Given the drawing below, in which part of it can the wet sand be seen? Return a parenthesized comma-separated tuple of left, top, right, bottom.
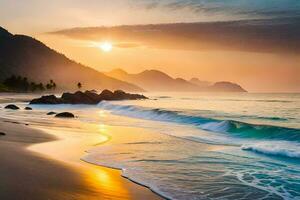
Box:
(0, 120, 162, 200)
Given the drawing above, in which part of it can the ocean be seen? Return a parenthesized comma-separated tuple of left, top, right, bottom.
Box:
(1, 92, 300, 200)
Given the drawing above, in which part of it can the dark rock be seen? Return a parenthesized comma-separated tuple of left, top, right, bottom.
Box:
(61, 91, 97, 104)
(25, 107, 32, 110)
(47, 111, 57, 115)
(99, 89, 115, 100)
(30, 90, 147, 105)
(29, 95, 63, 104)
(84, 90, 101, 102)
(113, 90, 147, 100)
(5, 104, 20, 110)
(113, 90, 127, 100)
(0, 132, 5, 136)
(55, 112, 75, 118)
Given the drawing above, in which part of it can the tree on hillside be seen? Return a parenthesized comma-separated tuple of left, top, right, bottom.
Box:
(2, 75, 56, 92)
(37, 83, 45, 91)
(52, 82, 57, 90)
(46, 79, 57, 90)
(30, 82, 38, 92)
(46, 83, 50, 90)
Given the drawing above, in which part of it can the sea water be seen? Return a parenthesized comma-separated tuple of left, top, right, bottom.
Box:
(1, 92, 300, 200)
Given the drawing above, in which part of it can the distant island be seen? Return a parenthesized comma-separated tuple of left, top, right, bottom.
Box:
(106, 69, 247, 92)
(207, 81, 247, 92)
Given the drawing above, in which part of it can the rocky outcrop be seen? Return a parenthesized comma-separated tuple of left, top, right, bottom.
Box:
(47, 112, 57, 115)
(55, 112, 75, 118)
(24, 107, 32, 110)
(0, 132, 6, 136)
(30, 95, 64, 104)
(30, 90, 147, 105)
(5, 104, 20, 110)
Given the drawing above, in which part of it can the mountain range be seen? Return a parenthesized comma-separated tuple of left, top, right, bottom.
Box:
(106, 69, 247, 92)
(0, 27, 142, 92)
(0, 26, 247, 93)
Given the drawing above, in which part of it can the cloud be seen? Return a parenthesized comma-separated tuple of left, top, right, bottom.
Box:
(50, 17, 300, 54)
(136, 0, 300, 18)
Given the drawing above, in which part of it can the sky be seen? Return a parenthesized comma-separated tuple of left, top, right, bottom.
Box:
(0, 0, 300, 92)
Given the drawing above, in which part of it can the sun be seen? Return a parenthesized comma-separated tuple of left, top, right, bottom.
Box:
(99, 42, 113, 52)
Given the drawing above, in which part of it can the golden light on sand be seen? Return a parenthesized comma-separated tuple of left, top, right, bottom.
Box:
(99, 110, 106, 117)
(99, 42, 113, 52)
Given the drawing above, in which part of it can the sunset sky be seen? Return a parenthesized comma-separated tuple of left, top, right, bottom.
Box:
(1, 0, 299, 92)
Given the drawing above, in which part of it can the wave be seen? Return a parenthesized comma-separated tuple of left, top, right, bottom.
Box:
(97, 101, 300, 142)
(242, 142, 300, 159)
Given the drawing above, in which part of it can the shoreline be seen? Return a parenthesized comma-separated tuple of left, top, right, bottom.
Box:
(29, 124, 171, 200)
(0, 119, 163, 200)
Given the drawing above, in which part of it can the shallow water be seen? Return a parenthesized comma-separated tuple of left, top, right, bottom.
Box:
(1, 92, 300, 200)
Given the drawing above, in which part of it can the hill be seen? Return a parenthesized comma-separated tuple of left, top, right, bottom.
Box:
(0, 27, 143, 92)
(106, 69, 247, 92)
(189, 78, 211, 88)
(208, 82, 247, 92)
(106, 69, 200, 92)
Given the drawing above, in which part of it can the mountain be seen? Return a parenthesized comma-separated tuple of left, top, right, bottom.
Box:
(207, 82, 247, 92)
(0, 27, 143, 92)
(106, 69, 200, 92)
(189, 78, 211, 88)
(106, 68, 247, 92)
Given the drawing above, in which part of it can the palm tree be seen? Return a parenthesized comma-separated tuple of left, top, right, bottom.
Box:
(52, 82, 57, 90)
(77, 82, 82, 90)
(38, 83, 45, 91)
(46, 83, 51, 90)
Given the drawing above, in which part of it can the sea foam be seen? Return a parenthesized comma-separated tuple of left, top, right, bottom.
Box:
(242, 141, 300, 159)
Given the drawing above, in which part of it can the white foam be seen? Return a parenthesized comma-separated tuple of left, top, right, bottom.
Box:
(242, 141, 300, 158)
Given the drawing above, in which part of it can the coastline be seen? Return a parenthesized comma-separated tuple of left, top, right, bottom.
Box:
(0, 119, 162, 200)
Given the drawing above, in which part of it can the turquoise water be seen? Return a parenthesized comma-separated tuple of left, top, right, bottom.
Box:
(1, 93, 300, 200)
(86, 93, 300, 200)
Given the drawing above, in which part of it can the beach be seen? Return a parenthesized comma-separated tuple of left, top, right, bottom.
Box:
(0, 92, 300, 200)
(0, 119, 162, 200)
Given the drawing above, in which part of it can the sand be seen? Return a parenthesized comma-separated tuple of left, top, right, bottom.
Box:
(0, 120, 162, 200)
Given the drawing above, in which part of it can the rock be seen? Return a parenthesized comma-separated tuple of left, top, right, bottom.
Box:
(113, 90, 127, 100)
(99, 89, 147, 101)
(47, 111, 57, 115)
(113, 90, 147, 100)
(29, 95, 63, 104)
(61, 91, 98, 104)
(55, 112, 75, 118)
(5, 104, 20, 110)
(99, 89, 115, 100)
(0, 132, 5, 136)
(84, 90, 101, 102)
(90, 89, 97, 93)
(30, 90, 147, 105)
(25, 107, 32, 110)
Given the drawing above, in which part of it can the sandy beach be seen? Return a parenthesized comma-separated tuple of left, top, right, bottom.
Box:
(0, 119, 162, 200)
